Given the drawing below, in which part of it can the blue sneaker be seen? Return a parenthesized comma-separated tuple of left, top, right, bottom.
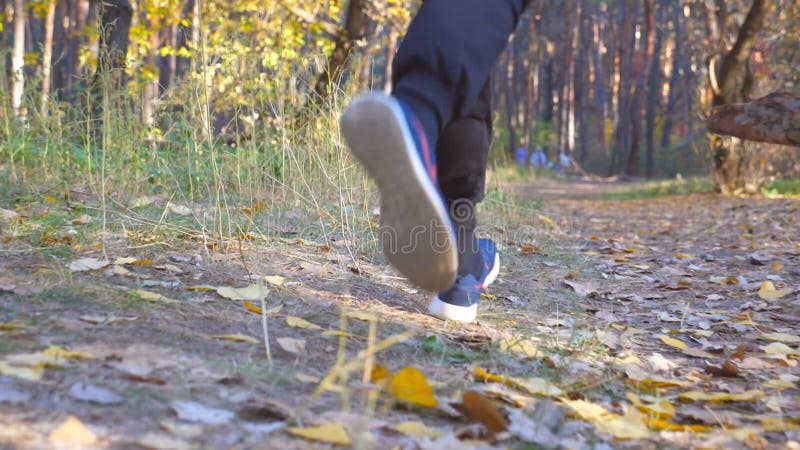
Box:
(340, 93, 457, 291)
(428, 238, 500, 323)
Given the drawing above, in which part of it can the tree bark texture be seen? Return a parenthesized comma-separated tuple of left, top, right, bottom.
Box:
(706, 93, 800, 147)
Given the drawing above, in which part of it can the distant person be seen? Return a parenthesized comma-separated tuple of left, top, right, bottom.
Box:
(530, 146, 547, 168)
(558, 152, 571, 172)
(515, 147, 528, 167)
(340, 0, 531, 323)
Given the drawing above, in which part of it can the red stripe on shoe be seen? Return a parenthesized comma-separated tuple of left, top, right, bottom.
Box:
(410, 114, 437, 182)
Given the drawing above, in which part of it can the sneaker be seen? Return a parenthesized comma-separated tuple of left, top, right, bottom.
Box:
(340, 93, 457, 291)
(428, 238, 500, 323)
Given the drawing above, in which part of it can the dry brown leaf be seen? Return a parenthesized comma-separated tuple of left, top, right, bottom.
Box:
(462, 390, 508, 433)
(276, 337, 306, 354)
(68, 257, 110, 272)
(213, 334, 260, 344)
(762, 332, 800, 344)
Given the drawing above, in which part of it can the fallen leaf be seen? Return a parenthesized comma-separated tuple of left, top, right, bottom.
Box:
(48, 416, 97, 447)
(5, 345, 92, 367)
(286, 316, 323, 331)
(369, 364, 392, 385)
(169, 204, 192, 216)
(762, 332, 800, 344)
(0, 361, 44, 381)
(263, 275, 286, 287)
(137, 432, 193, 450)
(170, 400, 234, 424)
(678, 389, 764, 403)
(762, 417, 800, 431)
(595, 415, 650, 440)
(216, 284, 269, 301)
(213, 334, 260, 344)
(462, 390, 508, 433)
(276, 337, 306, 354)
(0, 322, 25, 331)
(760, 342, 798, 358)
(68, 257, 110, 272)
(673, 252, 692, 260)
(508, 377, 563, 397)
(133, 289, 177, 303)
(387, 367, 437, 408)
(498, 336, 541, 359)
(392, 421, 441, 439)
(758, 281, 793, 299)
(627, 393, 674, 420)
(762, 378, 797, 389)
(242, 301, 281, 316)
(68, 382, 124, 404)
(561, 399, 616, 423)
(288, 422, 350, 446)
(659, 335, 688, 351)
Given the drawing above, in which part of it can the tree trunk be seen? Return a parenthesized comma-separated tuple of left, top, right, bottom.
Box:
(11, 0, 25, 117)
(591, 3, 606, 159)
(504, 47, 518, 153)
(611, 0, 635, 175)
(95, 0, 132, 90)
(644, 0, 665, 177)
(383, 26, 398, 92)
(708, 0, 767, 194)
(706, 93, 800, 147)
(660, 1, 684, 151)
(306, 0, 365, 108)
(40, 0, 57, 116)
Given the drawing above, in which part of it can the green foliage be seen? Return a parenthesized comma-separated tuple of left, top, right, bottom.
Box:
(762, 178, 800, 197)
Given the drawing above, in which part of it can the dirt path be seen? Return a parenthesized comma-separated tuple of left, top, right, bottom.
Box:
(1, 188, 798, 449)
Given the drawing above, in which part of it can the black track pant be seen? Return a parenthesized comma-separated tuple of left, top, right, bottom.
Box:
(391, 0, 532, 232)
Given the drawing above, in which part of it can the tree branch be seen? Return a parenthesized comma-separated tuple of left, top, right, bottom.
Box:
(706, 92, 800, 146)
(278, 1, 340, 37)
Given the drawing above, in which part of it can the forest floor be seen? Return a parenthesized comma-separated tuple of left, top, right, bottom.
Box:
(1, 179, 799, 449)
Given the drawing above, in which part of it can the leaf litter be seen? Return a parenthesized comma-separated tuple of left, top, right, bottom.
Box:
(1, 191, 798, 448)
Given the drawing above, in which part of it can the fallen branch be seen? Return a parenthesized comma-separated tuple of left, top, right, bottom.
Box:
(706, 92, 800, 146)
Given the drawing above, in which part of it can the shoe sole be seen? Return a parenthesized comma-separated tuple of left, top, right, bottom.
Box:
(428, 252, 500, 323)
(340, 93, 457, 291)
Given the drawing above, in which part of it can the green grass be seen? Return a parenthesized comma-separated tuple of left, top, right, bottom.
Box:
(599, 176, 713, 200)
(762, 178, 800, 197)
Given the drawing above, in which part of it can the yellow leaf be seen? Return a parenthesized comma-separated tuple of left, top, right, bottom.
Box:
(286, 316, 323, 331)
(659, 335, 688, 350)
(678, 389, 764, 403)
(760, 342, 798, 358)
(673, 252, 692, 260)
(387, 367, 437, 408)
(0, 322, 25, 331)
(594, 415, 651, 440)
(614, 255, 630, 262)
(213, 334, 259, 344)
(243, 300, 263, 314)
(762, 379, 797, 390)
(288, 422, 350, 446)
(538, 215, 557, 228)
(42, 346, 91, 360)
(561, 399, 617, 422)
(762, 417, 800, 431)
(762, 332, 800, 344)
(133, 289, 177, 303)
(263, 275, 285, 287)
(49, 416, 97, 447)
(508, 376, 563, 397)
(276, 337, 306, 354)
(216, 284, 268, 301)
(642, 417, 711, 432)
(758, 281, 793, 299)
(625, 377, 693, 393)
(498, 336, 540, 359)
(772, 261, 784, 272)
(43, 195, 58, 203)
(474, 367, 510, 385)
(393, 421, 441, 439)
(0, 361, 44, 381)
(627, 393, 675, 420)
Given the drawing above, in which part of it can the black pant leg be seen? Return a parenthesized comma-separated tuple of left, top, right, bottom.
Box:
(391, 0, 530, 146)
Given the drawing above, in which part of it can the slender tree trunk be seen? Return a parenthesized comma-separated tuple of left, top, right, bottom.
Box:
(612, 0, 635, 175)
(383, 26, 398, 92)
(645, 0, 665, 177)
(591, 3, 606, 158)
(11, 0, 26, 117)
(661, 1, 683, 151)
(306, 0, 365, 108)
(504, 46, 518, 153)
(40, 0, 57, 116)
(708, 0, 767, 194)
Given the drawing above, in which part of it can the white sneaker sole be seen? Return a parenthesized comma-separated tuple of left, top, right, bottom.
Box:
(341, 93, 457, 291)
(428, 252, 500, 323)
